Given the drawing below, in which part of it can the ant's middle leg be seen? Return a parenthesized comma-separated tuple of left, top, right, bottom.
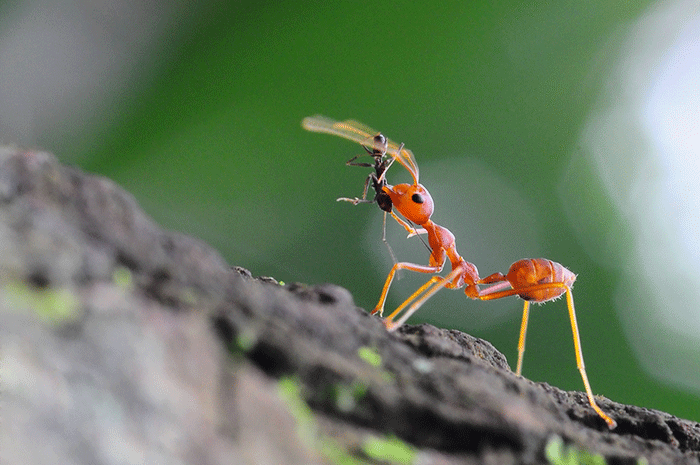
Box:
(383, 265, 467, 330)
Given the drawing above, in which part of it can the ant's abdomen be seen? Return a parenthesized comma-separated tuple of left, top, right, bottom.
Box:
(507, 258, 576, 302)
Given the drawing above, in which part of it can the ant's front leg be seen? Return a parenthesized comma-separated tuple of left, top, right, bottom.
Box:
(389, 211, 427, 238)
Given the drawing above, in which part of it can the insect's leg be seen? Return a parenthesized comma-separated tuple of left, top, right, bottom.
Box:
(474, 273, 512, 297)
(345, 157, 374, 168)
(337, 173, 374, 204)
(372, 261, 443, 317)
(474, 282, 567, 301)
(564, 288, 617, 429)
(345, 141, 377, 167)
(384, 265, 464, 331)
(360, 173, 373, 200)
(382, 212, 398, 266)
(516, 301, 530, 376)
(389, 211, 426, 237)
(478, 272, 507, 285)
(384, 276, 444, 330)
(476, 282, 616, 427)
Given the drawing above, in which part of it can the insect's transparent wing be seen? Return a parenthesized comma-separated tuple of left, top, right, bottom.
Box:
(302, 114, 420, 182)
(302, 115, 379, 146)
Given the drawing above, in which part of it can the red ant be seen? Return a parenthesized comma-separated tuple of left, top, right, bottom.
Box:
(302, 116, 616, 429)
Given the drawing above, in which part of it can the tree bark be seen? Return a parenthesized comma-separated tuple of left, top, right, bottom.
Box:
(1, 147, 698, 465)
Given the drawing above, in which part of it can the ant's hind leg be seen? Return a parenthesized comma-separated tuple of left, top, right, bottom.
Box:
(564, 289, 617, 429)
(516, 301, 530, 376)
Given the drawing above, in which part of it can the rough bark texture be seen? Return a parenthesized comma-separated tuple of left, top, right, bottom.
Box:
(1, 147, 699, 465)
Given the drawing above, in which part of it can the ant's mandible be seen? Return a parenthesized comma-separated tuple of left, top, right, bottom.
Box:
(302, 115, 616, 429)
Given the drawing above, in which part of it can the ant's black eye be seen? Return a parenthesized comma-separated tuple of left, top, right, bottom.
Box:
(411, 193, 424, 204)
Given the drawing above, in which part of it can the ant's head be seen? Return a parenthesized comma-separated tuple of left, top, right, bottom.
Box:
(383, 183, 434, 225)
(371, 134, 388, 157)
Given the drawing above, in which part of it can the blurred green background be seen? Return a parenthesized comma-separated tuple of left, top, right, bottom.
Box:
(3, 1, 700, 423)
